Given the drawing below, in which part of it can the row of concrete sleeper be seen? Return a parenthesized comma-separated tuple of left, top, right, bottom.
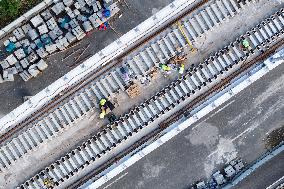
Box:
(15, 9, 284, 188)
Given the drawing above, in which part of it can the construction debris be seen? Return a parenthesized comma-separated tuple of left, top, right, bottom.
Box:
(126, 82, 141, 98)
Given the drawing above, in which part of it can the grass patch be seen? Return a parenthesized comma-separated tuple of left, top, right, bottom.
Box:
(265, 125, 284, 149)
(0, 0, 42, 29)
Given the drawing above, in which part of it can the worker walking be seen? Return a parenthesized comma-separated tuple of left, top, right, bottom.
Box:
(99, 98, 107, 119)
(178, 64, 185, 74)
(99, 22, 108, 30)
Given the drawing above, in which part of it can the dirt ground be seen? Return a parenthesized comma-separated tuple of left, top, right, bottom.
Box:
(265, 125, 284, 149)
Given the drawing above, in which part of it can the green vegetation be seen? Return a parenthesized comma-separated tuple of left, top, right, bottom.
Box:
(265, 125, 284, 149)
(0, 0, 41, 28)
(0, 0, 21, 20)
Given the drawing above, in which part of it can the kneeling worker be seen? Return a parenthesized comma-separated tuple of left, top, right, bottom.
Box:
(99, 98, 115, 119)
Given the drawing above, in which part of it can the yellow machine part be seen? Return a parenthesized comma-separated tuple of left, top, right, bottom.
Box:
(176, 21, 196, 52)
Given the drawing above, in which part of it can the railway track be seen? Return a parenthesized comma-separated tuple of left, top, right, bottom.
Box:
(70, 39, 284, 189)
(0, 0, 207, 141)
(16, 8, 284, 189)
(0, 0, 255, 171)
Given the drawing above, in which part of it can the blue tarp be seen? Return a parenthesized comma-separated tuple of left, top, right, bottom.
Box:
(41, 36, 52, 45)
(6, 42, 16, 52)
(60, 16, 71, 28)
(103, 8, 111, 17)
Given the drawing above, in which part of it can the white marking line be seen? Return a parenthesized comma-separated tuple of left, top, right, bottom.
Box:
(103, 172, 128, 189)
(231, 127, 253, 142)
(192, 100, 235, 130)
(266, 175, 284, 189)
(208, 150, 217, 158)
(210, 100, 235, 117)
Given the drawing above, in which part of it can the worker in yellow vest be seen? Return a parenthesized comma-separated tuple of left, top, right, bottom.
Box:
(159, 63, 172, 72)
(99, 98, 116, 119)
(178, 64, 185, 74)
(99, 98, 107, 119)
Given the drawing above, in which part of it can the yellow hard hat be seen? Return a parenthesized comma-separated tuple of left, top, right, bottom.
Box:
(100, 98, 107, 106)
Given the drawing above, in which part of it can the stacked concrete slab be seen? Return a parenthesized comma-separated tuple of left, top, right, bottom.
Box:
(0, 0, 120, 83)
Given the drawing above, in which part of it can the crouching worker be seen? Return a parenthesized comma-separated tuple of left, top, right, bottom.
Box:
(99, 98, 115, 119)
(178, 64, 185, 74)
(241, 39, 252, 51)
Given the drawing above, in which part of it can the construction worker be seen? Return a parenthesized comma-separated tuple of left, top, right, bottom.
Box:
(99, 22, 108, 31)
(99, 98, 107, 119)
(241, 39, 251, 50)
(159, 63, 172, 72)
(178, 64, 185, 74)
(43, 178, 54, 188)
(99, 98, 115, 119)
